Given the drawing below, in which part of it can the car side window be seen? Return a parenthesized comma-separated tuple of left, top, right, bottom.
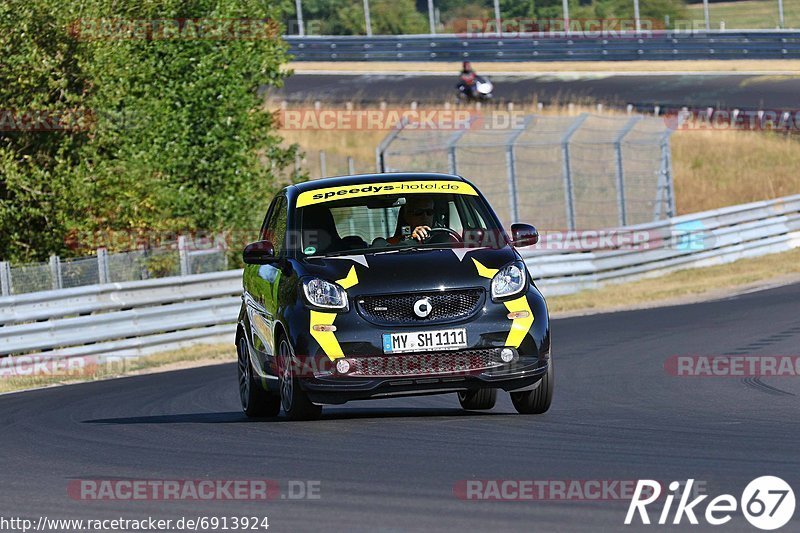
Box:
(262, 197, 288, 255)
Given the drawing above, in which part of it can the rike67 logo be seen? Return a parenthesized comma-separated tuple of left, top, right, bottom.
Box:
(626, 477, 795, 530)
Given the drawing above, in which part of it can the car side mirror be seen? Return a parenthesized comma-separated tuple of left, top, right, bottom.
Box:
(243, 240, 275, 265)
(510, 224, 539, 247)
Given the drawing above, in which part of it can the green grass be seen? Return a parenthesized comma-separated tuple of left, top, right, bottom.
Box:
(686, 0, 800, 29)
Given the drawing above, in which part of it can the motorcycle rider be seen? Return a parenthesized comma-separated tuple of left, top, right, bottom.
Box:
(458, 61, 479, 100)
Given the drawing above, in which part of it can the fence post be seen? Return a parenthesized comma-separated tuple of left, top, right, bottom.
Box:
(97, 247, 110, 284)
(505, 116, 534, 225)
(661, 132, 676, 218)
(50, 255, 62, 290)
(0, 261, 10, 296)
(560, 113, 589, 231)
(319, 150, 327, 178)
(178, 235, 190, 276)
(375, 116, 409, 172)
(295, 0, 305, 36)
(363, 0, 373, 36)
(613, 116, 642, 227)
(445, 127, 470, 175)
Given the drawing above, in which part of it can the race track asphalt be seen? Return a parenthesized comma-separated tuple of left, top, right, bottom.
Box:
(272, 74, 800, 110)
(2, 281, 799, 532)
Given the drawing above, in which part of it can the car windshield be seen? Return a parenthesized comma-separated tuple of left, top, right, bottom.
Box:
(296, 181, 505, 257)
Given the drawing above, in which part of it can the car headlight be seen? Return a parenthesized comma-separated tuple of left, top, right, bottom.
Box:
(491, 261, 527, 300)
(302, 278, 348, 309)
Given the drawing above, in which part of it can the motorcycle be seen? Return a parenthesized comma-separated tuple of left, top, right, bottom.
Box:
(457, 75, 493, 102)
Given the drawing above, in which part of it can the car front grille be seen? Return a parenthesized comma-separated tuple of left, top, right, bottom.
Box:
(357, 289, 484, 325)
(346, 348, 502, 377)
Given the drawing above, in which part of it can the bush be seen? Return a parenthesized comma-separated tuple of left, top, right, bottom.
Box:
(0, 0, 298, 262)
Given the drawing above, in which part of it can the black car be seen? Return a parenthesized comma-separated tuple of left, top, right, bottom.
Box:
(237, 173, 551, 420)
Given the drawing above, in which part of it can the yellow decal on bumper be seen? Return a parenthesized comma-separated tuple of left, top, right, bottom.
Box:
(309, 310, 344, 360)
(503, 295, 534, 348)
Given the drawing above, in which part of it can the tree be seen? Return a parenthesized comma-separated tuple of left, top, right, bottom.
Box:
(0, 0, 298, 261)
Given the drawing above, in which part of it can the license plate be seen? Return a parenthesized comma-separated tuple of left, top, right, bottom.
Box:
(382, 328, 467, 354)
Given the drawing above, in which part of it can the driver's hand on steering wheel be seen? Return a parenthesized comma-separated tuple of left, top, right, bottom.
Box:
(410, 225, 431, 242)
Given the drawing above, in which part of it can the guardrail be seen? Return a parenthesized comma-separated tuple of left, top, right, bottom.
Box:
(286, 32, 800, 61)
(522, 194, 800, 295)
(2, 194, 799, 366)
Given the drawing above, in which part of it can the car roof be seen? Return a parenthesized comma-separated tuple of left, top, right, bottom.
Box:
(288, 172, 466, 194)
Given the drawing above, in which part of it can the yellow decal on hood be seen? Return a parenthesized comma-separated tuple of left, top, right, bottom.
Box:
(296, 180, 477, 207)
(336, 266, 359, 289)
(472, 258, 498, 279)
(309, 310, 344, 360)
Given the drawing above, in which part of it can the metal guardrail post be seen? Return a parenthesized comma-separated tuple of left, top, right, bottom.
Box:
(613, 116, 643, 227)
(560, 113, 589, 231)
(50, 255, 62, 290)
(97, 248, 110, 284)
(0, 261, 10, 296)
(505, 115, 534, 225)
(319, 150, 327, 178)
(178, 236, 190, 276)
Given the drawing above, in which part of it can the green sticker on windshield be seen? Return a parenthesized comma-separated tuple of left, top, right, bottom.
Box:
(304, 246, 316, 255)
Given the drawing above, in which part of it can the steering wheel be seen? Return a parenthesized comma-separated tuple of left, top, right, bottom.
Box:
(425, 227, 462, 244)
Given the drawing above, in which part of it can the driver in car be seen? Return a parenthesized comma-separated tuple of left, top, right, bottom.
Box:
(388, 195, 436, 244)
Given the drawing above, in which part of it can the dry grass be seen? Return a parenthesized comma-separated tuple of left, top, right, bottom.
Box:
(0, 344, 234, 394)
(547, 246, 800, 315)
(686, 0, 800, 30)
(275, 101, 800, 213)
(289, 60, 800, 74)
(672, 130, 800, 213)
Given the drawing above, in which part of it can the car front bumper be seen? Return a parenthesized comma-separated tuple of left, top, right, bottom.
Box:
(301, 358, 549, 404)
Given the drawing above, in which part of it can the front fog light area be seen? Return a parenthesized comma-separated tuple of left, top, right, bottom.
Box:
(500, 348, 515, 363)
(336, 359, 351, 374)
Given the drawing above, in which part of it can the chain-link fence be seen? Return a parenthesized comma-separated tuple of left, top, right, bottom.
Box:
(0, 236, 228, 296)
(286, 0, 800, 35)
(295, 150, 370, 179)
(378, 112, 674, 230)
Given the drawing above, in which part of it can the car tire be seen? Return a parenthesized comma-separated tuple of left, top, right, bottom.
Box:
(237, 336, 280, 418)
(277, 337, 322, 421)
(510, 359, 553, 415)
(457, 388, 497, 410)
